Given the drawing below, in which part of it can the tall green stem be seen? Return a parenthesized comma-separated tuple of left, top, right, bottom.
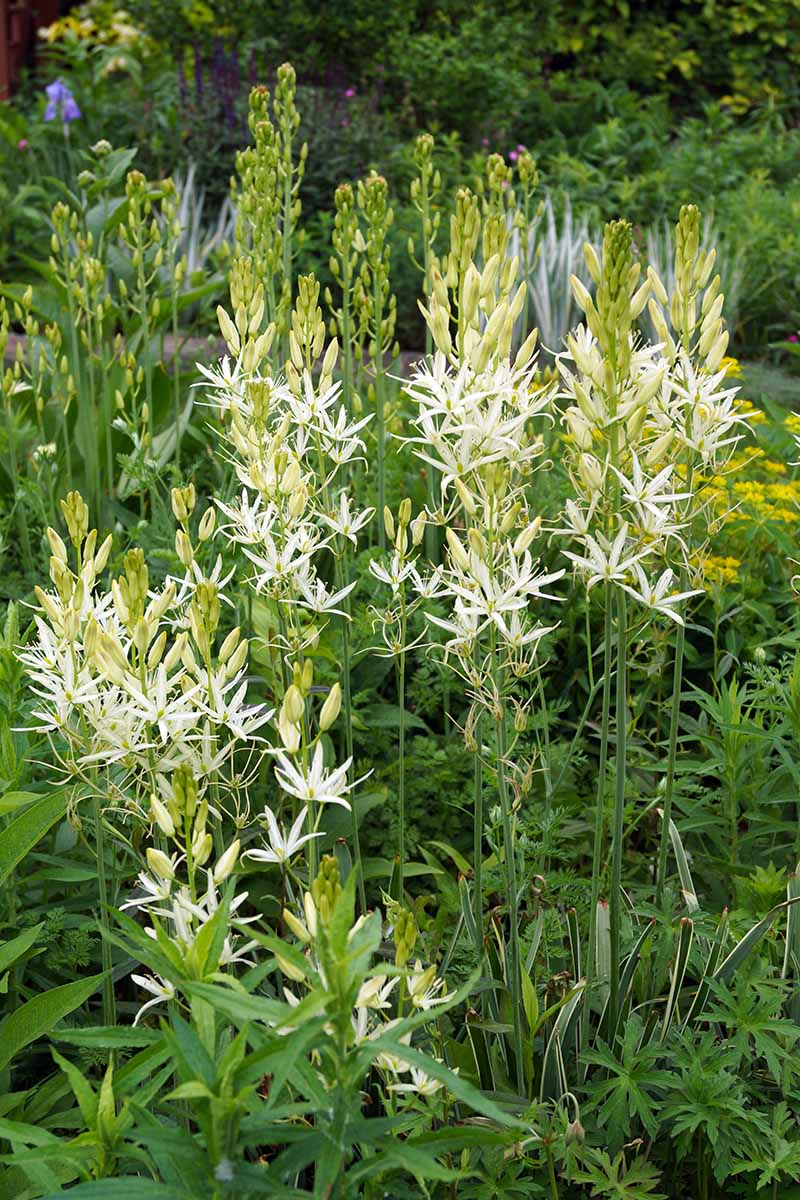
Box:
(583, 589, 613, 1058)
(396, 642, 406, 895)
(655, 616, 686, 906)
(92, 792, 116, 1026)
(609, 589, 627, 1027)
(374, 269, 386, 550)
(172, 272, 182, 471)
(472, 703, 484, 954)
(338, 549, 366, 912)
(495, 670, 525, 1094)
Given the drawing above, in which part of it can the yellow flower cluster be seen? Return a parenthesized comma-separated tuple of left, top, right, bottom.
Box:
(693, 552, 742, 586)
(40, 5, 142, 48)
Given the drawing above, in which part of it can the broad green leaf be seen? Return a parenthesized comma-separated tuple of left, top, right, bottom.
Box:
(0, 791, 41, 816)
(51, 1048, 97, 1130)
(0, 792, 68, 886)
(0, 973, 104, 1072)
(0, 925, 43, 975)
(43, 1182, 183, 1199)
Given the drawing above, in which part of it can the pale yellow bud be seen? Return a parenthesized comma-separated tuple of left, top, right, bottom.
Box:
(47, 527, 68, 563)
(565, 407, 593, 451)
(280, 459, 301, 494)
(454, 477, 477, 516)
(445, 528, 469, 571)
(150, 794, 175, 837)
(274, 948, 306, 981)
(319, 682, 342, 731)
(94, 534, 113, 574)
(645, 429, 674, 467)
(646, 266, 668, 307)
(411, 512, 426, 547)
(217, 305, 240, 354)
(213, 839, 240, 884)
(513, 517, 541, 555)
(146, 848, 174, 881)
(467, 528, 486, 560)
(578, 454, 604, 493)
(569, 274, 594, 316)
(175, 530, 193, 568)
(278, 710, 301, 753)
(193, 832, 213, 867)
(226, 639, 248, 678)
(198, 507, 216, 541)
(383, 506, 395, 543)
(164, 631, 188, 672)
(283, 907, 311, 945)
(147, 630, 167, 670)
(219, 627, 241, 663)
(584, 242, 601, 285)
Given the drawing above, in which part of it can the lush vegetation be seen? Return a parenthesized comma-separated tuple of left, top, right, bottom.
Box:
(2, 5, 800, 1198)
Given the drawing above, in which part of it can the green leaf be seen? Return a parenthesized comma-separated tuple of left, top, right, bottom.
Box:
(0, 925, 43, 975)
(0, 792, 68, 886)
(0, 972, 105, 1072)
(43, 1182, 183, 1199)
(51, 1026, 159, 1049)
(51, 1048, 98, 1129)
(364, 1034, 524, 1128)
(715, 896, 800, 984)
(0, 791, 41, 816)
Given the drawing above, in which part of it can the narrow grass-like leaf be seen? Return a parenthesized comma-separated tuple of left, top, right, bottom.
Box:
(661, 917, 694, 1041)
(714, 896, 800, 984)
(683, 908, 729, 1029)
(656, 808, 699, 913)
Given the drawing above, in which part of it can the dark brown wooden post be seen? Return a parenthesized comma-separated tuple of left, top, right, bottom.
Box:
(0, 0, 11, 101)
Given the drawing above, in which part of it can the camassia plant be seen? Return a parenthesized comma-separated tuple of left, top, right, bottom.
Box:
(7, 74, 800, 1200)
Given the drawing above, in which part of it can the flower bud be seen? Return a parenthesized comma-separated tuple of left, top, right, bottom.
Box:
(454, 477, 476, 516)
(198, 507, 216, 541)
(146, 848, 174, 881)
(445, 528, 469, 572)
(282, 684, 304, 725)
(213, 839, 240, 884)
(150, 794, 175, 837)
(319, 682, 342, 731)
(513, 518, 541, 555)
(283, 907, 312, 944)
(47, 527, 68, 564)
(278, 709, 301, 753)
(192, 831, 213, 866)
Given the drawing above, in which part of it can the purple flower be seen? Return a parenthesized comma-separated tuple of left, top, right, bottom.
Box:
(344, 87, 356, 99)
(509, 149, 518, 162)
(44, 78, 81, 123)
(789, 334, 799, 343)
(17, 138, 28, 150)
